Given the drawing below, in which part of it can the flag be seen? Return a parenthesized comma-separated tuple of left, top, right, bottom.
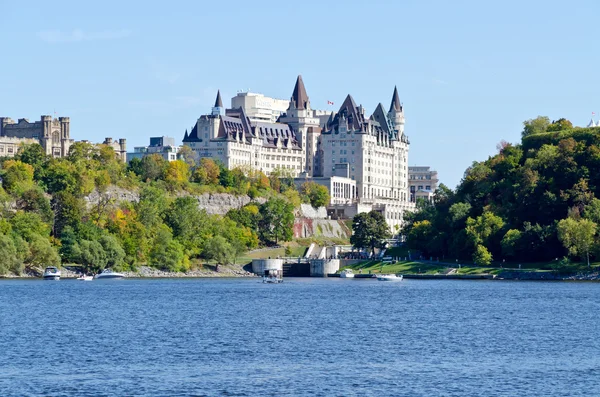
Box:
(327, 101, 334, 105)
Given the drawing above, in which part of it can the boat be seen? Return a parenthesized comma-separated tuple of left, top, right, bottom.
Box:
(340, 269, 355, 278)
(77, 275, 93, 281)
(94, 268, 125, 279)
(43, 266, 61, 280)
(377, 274, 403, 281)
(263, 268, 283, 284)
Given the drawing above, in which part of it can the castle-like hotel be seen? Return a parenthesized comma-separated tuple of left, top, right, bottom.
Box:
(183, 76, 416, 229)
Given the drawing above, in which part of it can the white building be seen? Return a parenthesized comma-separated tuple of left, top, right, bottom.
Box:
(408, 166, 439, 202)
(183, 76, 416, 231)
(230, 91, 290, 123)
(183, 92, 304, 175)
(587, 118, 600, 127)
(127, 136, 180, 163)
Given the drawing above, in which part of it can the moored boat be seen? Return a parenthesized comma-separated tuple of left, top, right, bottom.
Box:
(263, 268, 283, 283)
(377, 274, 403, 281)
(43, 267, 61, 280)
(94, 268, 125, 279)
(77, 275, 93, 281)
(340, 269, 355, 278)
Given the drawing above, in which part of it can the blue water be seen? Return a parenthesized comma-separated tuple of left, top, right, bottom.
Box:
(1, 278, 600, 396)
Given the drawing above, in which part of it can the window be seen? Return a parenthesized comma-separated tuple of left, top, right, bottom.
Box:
(426, 186, 431, 190)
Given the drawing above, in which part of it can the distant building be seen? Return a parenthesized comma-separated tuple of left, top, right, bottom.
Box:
(230, 91, 290, 123)
(101, 138, 127, 162)
(0, 115, 73, 157)
(408, 166, 439, 202)
(587, 118, 600, 127)
(127, 136, 180, 163)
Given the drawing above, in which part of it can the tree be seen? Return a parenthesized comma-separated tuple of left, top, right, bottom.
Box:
(0, 234, 23, 275)
(99, 234, 125, 269)
(27, 235, 60, 268)
(11, 211, 50, 241)
(501, 229, 521, 259)
(473, 245, 492, 266)
(350, 211, 391, 256)
(300, 181, 330, 208)
(193, 158, 220, 185)
(522, 116, 550, 137)
(164, 196, 209, 256)
(258, 198, 294, 244)
(16, 187, 53, 223)
(78, 240, 107, 272)
(1, 160, 34, 193)
(465, 211, 504, 247)
(16, 143, 47, 176)
(140, 154, 169, 181)
(547, 118, 573, 132)
(203, 235, 235, 272)
(177, 145, 197, 168)
(148, 226, 186, 271)
(557, 217, 596, 267)
(164, 160, 189, 190)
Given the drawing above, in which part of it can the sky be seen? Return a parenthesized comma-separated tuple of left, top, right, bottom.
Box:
(0, 0, 599, 188)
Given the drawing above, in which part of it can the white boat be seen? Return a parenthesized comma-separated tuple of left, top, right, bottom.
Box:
(94, 268, 125, 279)
(340, 269, 355, 278)
(263, 268, 283, 284)
(43, 266, 61, 280)
(77, 275, 93, 281)
(377, 274, 403, 281)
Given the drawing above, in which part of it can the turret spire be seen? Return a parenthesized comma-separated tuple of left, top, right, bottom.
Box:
(389, 86, 402, 113)
(214, 90, 223, 108)
(291, 75, 309, 110)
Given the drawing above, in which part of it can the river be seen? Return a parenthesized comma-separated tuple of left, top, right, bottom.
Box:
(1, 277, 599, 396)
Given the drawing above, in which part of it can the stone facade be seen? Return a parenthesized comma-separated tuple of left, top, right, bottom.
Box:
(102, 137, 127, 162)
(0, 116, 73, 157)
(408, 166, 439, 202)
(183, 94, 305, 176)
(183, 76, 417, 230)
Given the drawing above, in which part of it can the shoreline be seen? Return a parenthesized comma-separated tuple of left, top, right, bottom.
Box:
(1, 265, 256, 279)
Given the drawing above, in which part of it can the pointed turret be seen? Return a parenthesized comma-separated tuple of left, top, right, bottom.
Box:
(214, 90, 223, 108)
(389, 86, 402, 113)
(212, 90, 224, 116)
(183, 129, 189, 141)
(291, 75, 309, 110)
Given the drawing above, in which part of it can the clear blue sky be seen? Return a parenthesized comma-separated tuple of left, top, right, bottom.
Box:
(1, 0, 598, 188)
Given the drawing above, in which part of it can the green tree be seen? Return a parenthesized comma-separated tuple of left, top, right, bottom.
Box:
(140, 154, 169, 181)
(258, 198, 294, 244)
(99, 234, 126, 269)
(27, 235, 60, 268)
(16, 187, 53, 223)
(547, 118, 574, 132)
(501, 229, 522, 259)
(522, 116, 550, 137)
(78, 240, 107, 272)
(300, 181, 330, 208)
(203, 235, 235, 272)
(164, 196, 209, 256)
(148, 226, 186, 271)
(350, 211, 391, 256)
(557, 217, 596, 267)
(1, 160, 34, 193)
(11, 211, 50, 241)
(473, 244, 493, 266)
(0, 234, 22, 275)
